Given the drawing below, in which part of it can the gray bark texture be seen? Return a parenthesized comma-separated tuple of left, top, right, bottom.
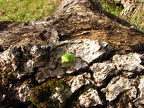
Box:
(0, 0, 144, 108)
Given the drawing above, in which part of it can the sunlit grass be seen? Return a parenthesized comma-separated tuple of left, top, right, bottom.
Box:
(100, 0, 123, 16)
(101, 0, 144, 31)
(0, 0, 61, 22)
(129, 4, 144, 31)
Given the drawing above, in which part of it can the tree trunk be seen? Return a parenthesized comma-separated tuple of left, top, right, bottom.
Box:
(0, 0, 144, 107)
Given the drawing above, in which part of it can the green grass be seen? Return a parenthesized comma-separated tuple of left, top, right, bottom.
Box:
(100, 0, 123, 17)
(0, 0, 60, 22)
(101, 0, 144, 31)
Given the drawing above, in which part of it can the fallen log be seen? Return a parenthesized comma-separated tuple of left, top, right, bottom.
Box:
(0, 0, 144, 107)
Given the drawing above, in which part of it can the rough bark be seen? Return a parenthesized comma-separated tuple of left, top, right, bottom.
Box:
(0, 0, 144, 108)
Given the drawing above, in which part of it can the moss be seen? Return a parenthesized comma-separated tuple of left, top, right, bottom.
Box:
(30, 79, 69, 108)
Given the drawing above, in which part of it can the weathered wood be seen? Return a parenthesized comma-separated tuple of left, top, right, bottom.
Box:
(0, 0, 144, 107)
(0, 0, 144, 53)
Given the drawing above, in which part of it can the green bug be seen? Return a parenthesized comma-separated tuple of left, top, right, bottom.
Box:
(61, 53, 76, 63)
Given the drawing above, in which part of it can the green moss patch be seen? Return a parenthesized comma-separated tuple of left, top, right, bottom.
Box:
(30, 79, 71, 108)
